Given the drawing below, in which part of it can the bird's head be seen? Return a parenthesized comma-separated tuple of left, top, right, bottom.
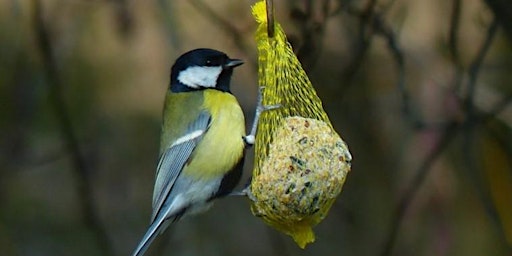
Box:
(170, 48, 244, 93)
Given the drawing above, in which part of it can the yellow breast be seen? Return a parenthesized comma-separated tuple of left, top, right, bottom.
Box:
(183, 89, 246, 179)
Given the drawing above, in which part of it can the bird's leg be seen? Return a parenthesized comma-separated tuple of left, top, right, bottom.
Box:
(243, 86, 280, 146)
(241, 185, 257, 201)
(228, 176, 257, 201)
(234, 86, 280, 199)
(228, 189, 256, 201)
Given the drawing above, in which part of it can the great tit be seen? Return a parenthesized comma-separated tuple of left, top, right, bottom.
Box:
(132, 48, 247, 256)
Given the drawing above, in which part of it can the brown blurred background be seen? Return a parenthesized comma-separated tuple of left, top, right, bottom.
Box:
(1, 0, 512, 255)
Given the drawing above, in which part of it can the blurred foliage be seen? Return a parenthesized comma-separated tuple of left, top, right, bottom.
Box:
(0, 0, 512, 256)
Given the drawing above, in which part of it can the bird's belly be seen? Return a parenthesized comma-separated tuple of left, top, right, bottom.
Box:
(183, 91, 245, 180)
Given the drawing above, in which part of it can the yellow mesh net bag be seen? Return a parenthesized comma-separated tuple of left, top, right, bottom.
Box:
(249, 1, 352, 249)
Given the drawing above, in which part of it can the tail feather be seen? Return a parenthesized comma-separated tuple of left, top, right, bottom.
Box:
(132, 215, 169, 256)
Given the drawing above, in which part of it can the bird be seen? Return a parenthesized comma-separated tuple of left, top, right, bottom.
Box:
(132, 48, 249, 256)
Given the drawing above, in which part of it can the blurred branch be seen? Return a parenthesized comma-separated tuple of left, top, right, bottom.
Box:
(156, 0, 183, 50)
(352, 3, 444, 130)
(486, 118, 512, 175)
(460, 16, 512, 250)
(483, 0, 512, 40)
(266, 0, 274, 38)
(380, 122, 459, 256)
(24, 149, 67, 168)
(449, 0, 464, 92)
(462, 121, 512, 252)
(32, 1, 113, 255)
(481, 94, 512, 121)
(289, 0, 332, 70)
(465, 18, 499, 112)
(370, 13, 409, 125)
(448, 0, 461, 64)
(112, 0, 134, 38)
(381, 9, 501, 256)
(340, 0, 379, 86)
(189, 0, 254, 63)
(379, 77, 511, 256)
(342, 0, 461, 130)
(374, 8, 456, 131)
(343, 1, 450, 129)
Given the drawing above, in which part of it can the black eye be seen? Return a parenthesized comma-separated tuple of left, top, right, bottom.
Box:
(205, 60, 213, 66)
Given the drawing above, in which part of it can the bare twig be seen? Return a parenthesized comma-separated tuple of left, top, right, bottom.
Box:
(461, 16, 511, 250)
(189, 0, 253, 62)
(371, 15, 408, 123)
(339, 0, 380, 92)
(462, 121, 512, 252)
(266, 0, 274, 38)
(344, 2, 447, 129)
(448, 0, 462, 65)
(481, 94, 512, 121)
(381, 14, 502, 256)
(448, 0, 465, 93)
(380, 122, 460, 256)
(112, 0, 134, 37)
(465, 18, 499, 111)
(32, 1, 113, 255)
(367, 10, 442, 130)
(484, 0, 512, 39)
(486, 117, 512, 178)
(292, 0, 333, 70)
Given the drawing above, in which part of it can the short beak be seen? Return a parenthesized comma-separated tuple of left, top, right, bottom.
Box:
(224, 59, 244, 69)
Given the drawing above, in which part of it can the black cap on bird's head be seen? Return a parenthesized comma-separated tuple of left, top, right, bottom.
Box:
(170, 48, 244, 93)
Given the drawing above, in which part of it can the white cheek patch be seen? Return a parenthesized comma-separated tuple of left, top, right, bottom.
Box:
(177, 66, 223, 89)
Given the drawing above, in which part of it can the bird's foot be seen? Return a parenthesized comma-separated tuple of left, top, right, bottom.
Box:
(244, 86, 281, 147)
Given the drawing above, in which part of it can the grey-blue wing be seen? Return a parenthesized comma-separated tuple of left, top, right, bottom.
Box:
(150, 111, 211, 223)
